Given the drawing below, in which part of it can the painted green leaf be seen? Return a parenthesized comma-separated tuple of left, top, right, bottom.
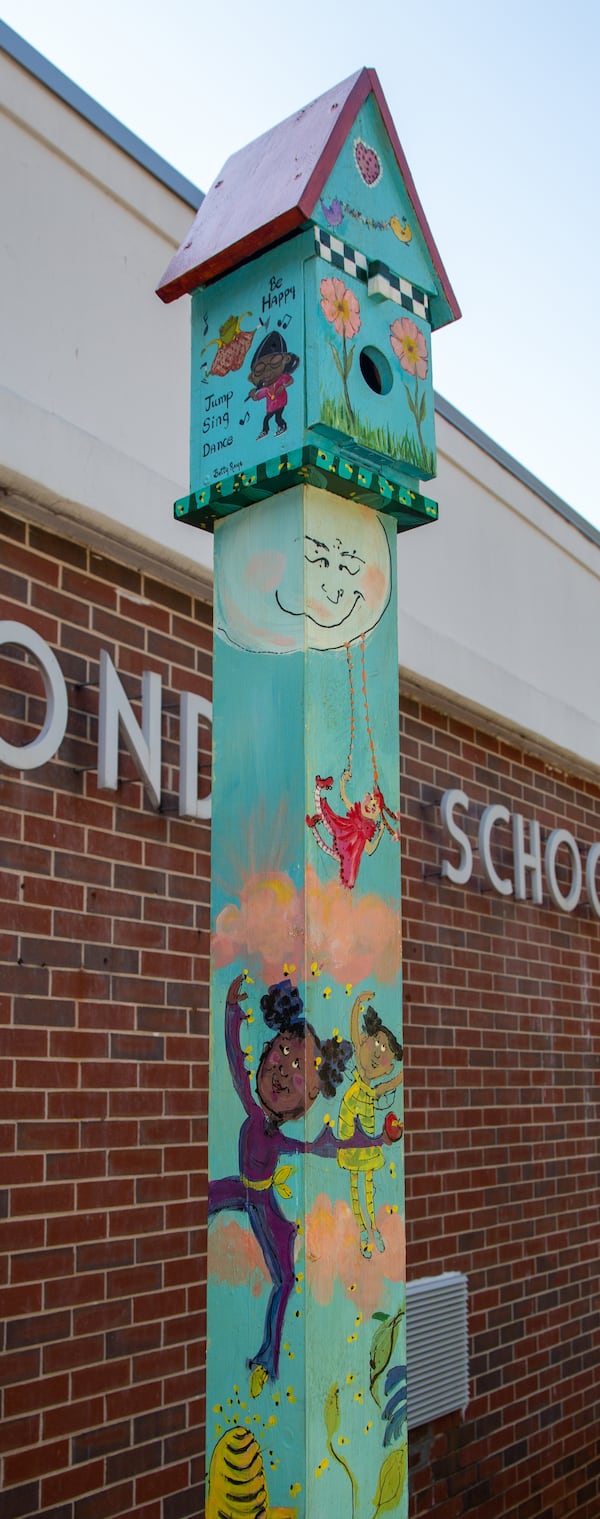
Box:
(403, 384, 417, 418)
(328, 338, 345, 383)
(372, 1444, 407, 1516)
(324, 1383, 341, 1439)
(346, 344, 355, 375)
(419, 393, 427, 424)
(324, 1382, 359, 1519)
(369, 1305, 405, 1408)
(319, 395, 435, 477)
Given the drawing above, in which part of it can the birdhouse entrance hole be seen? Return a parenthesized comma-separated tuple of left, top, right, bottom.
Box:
(359, 345, 393, 397)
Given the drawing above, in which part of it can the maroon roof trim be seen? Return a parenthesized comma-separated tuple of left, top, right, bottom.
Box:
(158, 208, 303, 303)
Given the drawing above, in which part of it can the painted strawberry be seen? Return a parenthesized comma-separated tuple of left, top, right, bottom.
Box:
(202, 313, 256, 376)
(209, 329, 254, 376)
(354, 138, 382, 187)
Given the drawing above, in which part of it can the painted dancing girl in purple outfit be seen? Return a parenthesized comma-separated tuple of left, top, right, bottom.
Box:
(209, 972, 387, 1396)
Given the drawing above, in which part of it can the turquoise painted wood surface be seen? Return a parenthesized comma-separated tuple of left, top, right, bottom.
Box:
(158, 66, 460, 1519)
(314, 94, 438, 295)
(304, 251, 436, 478)
(191, 229, 435, 501)
(190, 236, 310, 494)
(206, 486, 407, 1519)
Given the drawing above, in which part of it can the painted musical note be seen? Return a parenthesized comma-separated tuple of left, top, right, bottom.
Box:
(239, 411, 250, 426)
(278, 313, 291, 331)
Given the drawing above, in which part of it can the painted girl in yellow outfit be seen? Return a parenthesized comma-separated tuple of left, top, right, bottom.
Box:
(338, 990, 403, 1258)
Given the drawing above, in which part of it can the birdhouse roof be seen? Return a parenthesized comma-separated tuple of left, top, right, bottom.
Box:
(156, 68, 460, 328)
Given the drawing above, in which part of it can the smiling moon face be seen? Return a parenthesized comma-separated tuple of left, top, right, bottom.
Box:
(216, 487, 391, 653)
(277, 491, 391, 650)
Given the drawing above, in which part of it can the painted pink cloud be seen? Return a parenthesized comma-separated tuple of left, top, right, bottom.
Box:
(304, 1192, 405, 1318)
(213, 865, 401, 986)
(208, 1217, 269, 1298)
(207, 1193, 405, 1321)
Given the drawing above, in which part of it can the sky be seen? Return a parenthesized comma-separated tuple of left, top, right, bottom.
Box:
(2, 0, 599, 528)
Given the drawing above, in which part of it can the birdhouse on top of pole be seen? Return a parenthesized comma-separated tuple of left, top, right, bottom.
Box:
(157, 68, 460, 533)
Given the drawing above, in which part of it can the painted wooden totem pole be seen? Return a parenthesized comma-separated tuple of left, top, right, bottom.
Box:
(158, 68, 459, 1519)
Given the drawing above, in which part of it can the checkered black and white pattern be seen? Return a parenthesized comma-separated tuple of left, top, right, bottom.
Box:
(368, 264, 430, 321)
(314, 229, 430, 321)
(314, 227, 368, 283)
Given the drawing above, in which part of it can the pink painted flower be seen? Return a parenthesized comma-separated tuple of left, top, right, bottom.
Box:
(390, 316, 428, 379)
(320, 276, 361, 339)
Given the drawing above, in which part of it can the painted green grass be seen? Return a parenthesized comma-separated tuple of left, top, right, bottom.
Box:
(320, 394, 435, 478)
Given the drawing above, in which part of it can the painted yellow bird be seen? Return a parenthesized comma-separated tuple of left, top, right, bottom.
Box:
(390, 214, 412, 244)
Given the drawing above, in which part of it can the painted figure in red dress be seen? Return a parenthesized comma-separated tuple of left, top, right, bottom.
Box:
(306, 770, 387, 888)
(246, 331, 300, 440)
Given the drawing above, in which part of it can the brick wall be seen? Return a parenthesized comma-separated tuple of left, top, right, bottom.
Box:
(1, 509, 599, 1518)
(402, 696, 600, 1519)
(0, 508, 211, 1519)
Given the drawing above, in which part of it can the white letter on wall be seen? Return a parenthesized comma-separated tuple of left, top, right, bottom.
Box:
(545, 829, 582, 913)
(513, 814, 543, 904)
(585, 843, 600, 918)
(179, 692, 212, 819)
(98, 650, 162, 808)
(0, 620, 68, 770)
(440, 789, 473, 885)
(479, 804, 513, 897)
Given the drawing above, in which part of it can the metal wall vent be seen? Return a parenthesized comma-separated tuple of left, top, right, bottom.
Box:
(406, 1271, 469, 1429)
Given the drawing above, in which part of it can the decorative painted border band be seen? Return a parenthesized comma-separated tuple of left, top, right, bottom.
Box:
(175, 446, 438, 534)
(368, 261, 430, 320)
(313, 229, 431, 320)
(314, 228, 369, 283)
